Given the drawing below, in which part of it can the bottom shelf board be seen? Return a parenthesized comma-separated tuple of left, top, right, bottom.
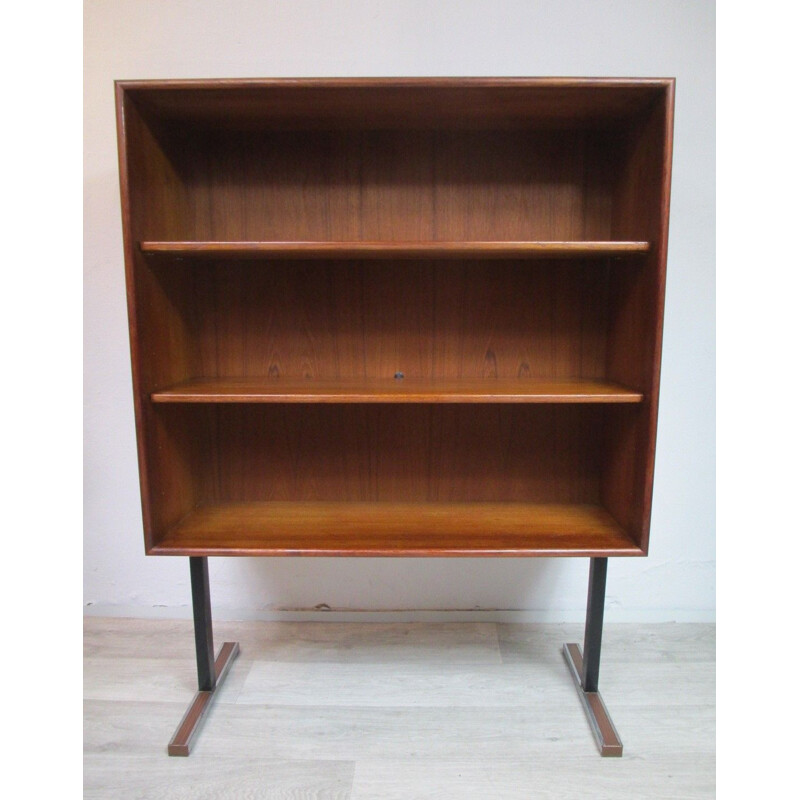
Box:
(149, 502, 642, 557)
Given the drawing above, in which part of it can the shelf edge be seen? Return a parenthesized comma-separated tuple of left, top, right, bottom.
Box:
(140, 240, 651, 260)
(150, 380, 644, 405)
(148, 544, 646, 558)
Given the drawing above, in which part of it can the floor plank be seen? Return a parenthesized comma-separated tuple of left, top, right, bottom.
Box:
(220, 621, 502, 664)
(84, 619, 502, 663)
(83, 656, 252, 704)
(236, 659, 713, 708)
(350, 756, 715, 800)
(83, 754, 354, 800)
(497, 622, 716, 664)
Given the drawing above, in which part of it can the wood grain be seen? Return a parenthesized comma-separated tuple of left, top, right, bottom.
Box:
(121, 77, 671, 131)
(602, 80, 675, 553)
(169, 128, 625, 241)
(116, 87, 200, 551)
(154, 404, 612, 507)
(154, 259, 613, 383)
(84, 618, 502, 664)
(236, 659, 578, 708)
(141, 241, 650, 258)
(150, 502, 642, 557)
(151, 377, 643, 404)
(85, 750, 353, 800)
(496, 622, 716, 664)
(350, 757, 713, 800)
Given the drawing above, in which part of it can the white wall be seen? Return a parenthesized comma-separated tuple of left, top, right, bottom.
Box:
(84, 0, 715, 622)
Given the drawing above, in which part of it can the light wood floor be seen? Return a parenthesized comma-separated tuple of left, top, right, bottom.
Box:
(84, 618, 715, 799)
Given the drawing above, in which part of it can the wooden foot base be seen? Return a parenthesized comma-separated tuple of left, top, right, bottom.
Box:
(167, 641, 240, 756)
(562, 643, 623, 757)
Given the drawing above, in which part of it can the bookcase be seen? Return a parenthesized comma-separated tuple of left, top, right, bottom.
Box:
(115, 78, 675, 756)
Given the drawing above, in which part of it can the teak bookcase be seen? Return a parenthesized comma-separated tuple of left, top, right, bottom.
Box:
(115, 77, 675, 757)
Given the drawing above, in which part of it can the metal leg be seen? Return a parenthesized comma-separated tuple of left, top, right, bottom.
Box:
(167, 557, 240, 756)
(562, 557, 623, 756)
(582, 557, 607, 693)
(190, 557, 216, 691)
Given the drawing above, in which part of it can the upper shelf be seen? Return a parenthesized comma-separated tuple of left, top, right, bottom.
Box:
(140, 241, 651, 260)
(151, 378, 643, 404)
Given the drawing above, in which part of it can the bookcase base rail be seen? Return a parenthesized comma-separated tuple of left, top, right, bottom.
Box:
(167, 641, 240, 756)
(562, 643, 623, 757)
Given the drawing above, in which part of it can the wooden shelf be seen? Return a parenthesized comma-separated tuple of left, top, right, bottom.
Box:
(140, 241, 650, 260)
(151, 377, 644, 404)
(150, 502, 642, 557)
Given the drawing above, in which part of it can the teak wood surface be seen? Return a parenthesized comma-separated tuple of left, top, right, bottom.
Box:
(152, 502, 640, 557)
(115, 77, 674, 557)
(151, 378, 643, 404)
(141, 241, 650, 259)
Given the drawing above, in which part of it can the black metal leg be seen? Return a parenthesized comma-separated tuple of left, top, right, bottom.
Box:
(168, 557, 240, 755)
(562, 557, 622, 756)
(581, 557, 607, 693)
(190, 556, 216, 691)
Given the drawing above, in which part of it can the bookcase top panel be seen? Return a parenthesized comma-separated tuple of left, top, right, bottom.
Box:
(118, 77, 673, 130)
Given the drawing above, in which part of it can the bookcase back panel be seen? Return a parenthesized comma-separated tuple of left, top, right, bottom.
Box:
(157, 129, 620, 242)
(154, 260, 611, 383)
(154, 404, 609, 507)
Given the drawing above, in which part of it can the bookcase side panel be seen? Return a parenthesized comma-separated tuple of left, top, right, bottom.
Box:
(118, 90, 204, 549)
(602, 87, 674, 550)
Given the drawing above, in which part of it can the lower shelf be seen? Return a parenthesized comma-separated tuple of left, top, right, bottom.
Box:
(149, 502, 642, 557)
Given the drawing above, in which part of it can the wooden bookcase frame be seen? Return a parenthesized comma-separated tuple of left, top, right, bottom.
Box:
(115, 77, 675, 757)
